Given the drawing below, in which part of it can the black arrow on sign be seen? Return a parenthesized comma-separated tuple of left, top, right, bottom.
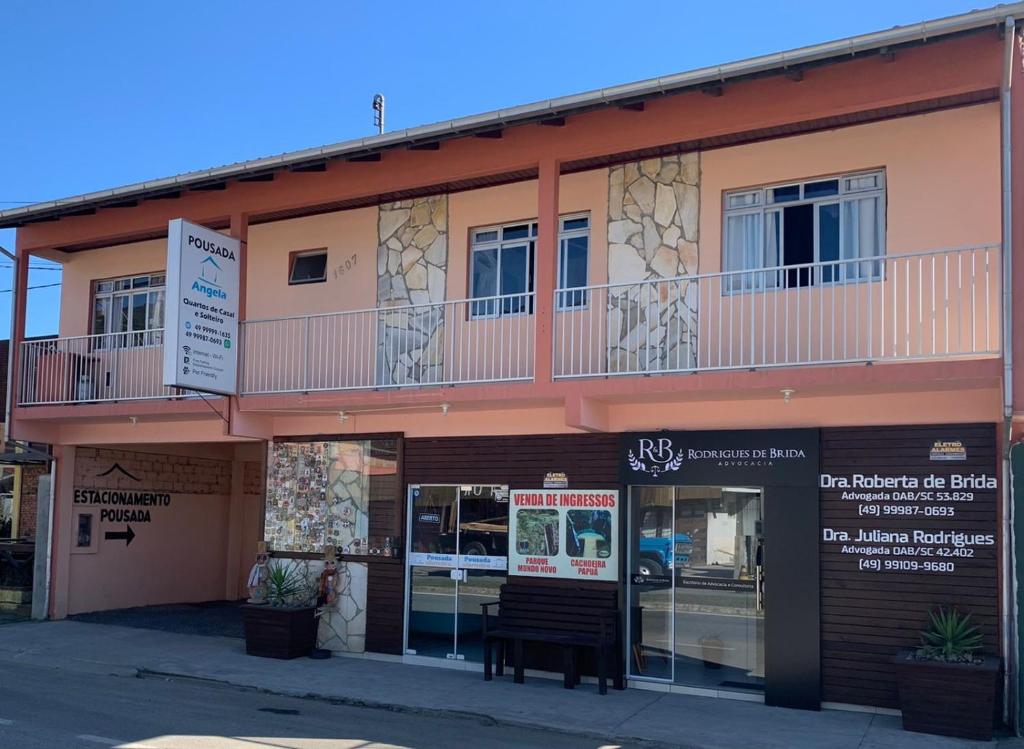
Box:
(104, 525, 136, 546)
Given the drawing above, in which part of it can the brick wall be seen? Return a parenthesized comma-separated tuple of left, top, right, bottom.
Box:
(242, 460, 264, 496)
(18, 465, 47, 540)
(75, 447, 231, 495)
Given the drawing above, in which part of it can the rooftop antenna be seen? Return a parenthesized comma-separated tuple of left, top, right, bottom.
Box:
(372, 93, 385, 135)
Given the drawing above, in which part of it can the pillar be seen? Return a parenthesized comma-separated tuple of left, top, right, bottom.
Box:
(230, 211, 249, 321)
(48, 445, 75, 619)
(6, 242, 31, 442)
(535, 157, 560, 383)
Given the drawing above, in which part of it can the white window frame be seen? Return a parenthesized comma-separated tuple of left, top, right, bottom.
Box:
(469, 213, 591, 318)
(91, 272, 166, 348)
(469, 221, 536, 319)
(557, 214, 590, 311)
(722, 170, 886, 292)
(289, 249, 328, 285)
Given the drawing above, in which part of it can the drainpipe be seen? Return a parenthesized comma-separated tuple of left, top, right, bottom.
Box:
(0, 245, 16, 444)
(1001, 14, 1017, 731)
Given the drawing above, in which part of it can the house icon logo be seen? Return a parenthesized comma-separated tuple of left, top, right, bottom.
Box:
(199, 256, 222, 287)
(191, 256, 228, 301)
(96, 462, 141, 482)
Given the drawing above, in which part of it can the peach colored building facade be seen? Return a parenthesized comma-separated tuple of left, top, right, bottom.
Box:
(3, 5, 1023, 717)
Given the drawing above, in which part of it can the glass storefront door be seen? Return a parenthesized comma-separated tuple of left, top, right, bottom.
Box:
(628, 485, 764, 693)
(406, 484, 508, 661)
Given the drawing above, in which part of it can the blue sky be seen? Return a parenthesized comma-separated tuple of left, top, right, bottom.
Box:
(1, 0, 984, 337)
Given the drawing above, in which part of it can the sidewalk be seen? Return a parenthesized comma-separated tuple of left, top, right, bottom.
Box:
(0, 619, 1021, 749)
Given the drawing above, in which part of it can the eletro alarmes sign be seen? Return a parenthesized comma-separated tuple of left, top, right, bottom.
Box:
(162, 219, 241, 395)
(508, 490, 619, 581)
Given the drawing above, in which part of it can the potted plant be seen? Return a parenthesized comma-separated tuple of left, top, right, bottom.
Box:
(242, 560, 318, 659)
(893, 607, 1000, 740)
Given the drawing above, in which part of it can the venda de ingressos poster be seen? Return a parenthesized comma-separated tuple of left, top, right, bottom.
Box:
(508, 489, 619, 581)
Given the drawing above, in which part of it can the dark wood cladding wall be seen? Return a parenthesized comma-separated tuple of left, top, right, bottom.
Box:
(406, 433, 623, 670)
(365, 561, 405, 654)
(819, 424, 999, 709)
(405, 432, 620, 594)
(404, 433, 620, 489)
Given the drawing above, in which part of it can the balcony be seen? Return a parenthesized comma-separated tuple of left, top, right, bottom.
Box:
(17, 330, 178, 406)
(15, 247, 1000, 407)
(239, 293, 536, 395)
(554, 246, 1000, 378)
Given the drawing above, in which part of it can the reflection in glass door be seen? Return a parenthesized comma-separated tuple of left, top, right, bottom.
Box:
(628, 486, 764, 693)
(407, 486, 458, 658)
(406, 484, 509, 662)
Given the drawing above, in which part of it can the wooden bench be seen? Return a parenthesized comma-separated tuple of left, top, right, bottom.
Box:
(480, 582, 623, 694)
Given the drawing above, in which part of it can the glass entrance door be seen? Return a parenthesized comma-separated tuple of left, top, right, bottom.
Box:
(628, 486, 764, 693)
(406, 484, 508, 661)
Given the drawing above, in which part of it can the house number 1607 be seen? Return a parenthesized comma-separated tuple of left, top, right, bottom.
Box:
(333, 253, 357, 280)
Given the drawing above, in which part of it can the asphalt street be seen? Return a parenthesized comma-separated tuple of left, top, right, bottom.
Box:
(0, 660, 634, 749)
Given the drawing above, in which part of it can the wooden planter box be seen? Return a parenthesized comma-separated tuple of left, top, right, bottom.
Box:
(242, 604, 317, 660)
(893, 650, 1000, 741)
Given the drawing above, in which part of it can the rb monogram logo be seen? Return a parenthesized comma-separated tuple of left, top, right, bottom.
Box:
(628, 438, 684, 477)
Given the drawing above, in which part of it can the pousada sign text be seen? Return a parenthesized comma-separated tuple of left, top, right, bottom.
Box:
(162, 219, 241, 395)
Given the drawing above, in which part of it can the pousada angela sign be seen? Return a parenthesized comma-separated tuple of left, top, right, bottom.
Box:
(508, 489, 619, 581)
(163, 219, 241, 395)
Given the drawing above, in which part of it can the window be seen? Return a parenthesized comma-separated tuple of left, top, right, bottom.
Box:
(558, 215, 590, 309)
(264, 438, 398, 554)
(289, 250, 328, 285)
(0, 467, 15, 539)
(722, 170, 885, 291)
(470, 214, 590, 317)
(91, 273, 165, 347)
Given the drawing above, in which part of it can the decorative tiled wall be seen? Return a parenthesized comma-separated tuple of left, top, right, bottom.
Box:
(317, 561, 367, 653)
(607, 154, 700, 373)
(376, 195, 448, 386)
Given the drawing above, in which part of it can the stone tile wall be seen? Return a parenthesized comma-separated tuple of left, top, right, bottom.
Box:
(317, 561, 367, 653)
(376, 196, 448, 386)
(607, 154, 700, 373)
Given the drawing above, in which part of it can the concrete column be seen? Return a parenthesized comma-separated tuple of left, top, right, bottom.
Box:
(534, 157, 560, 383)
(30, 470, 52, 620)
(48, 445, 75, 619)
(7, 243, 31, 442)
(230, 212, 249, 321)
(224, 457, 246, 600)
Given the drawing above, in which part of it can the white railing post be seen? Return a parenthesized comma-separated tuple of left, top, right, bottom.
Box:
(548, 245, 1001, 381)
(21, 250, 1002, 405)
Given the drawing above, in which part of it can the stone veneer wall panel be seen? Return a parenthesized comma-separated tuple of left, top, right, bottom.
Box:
(607, 154, 700, 373)
(376, 196, 448, 386)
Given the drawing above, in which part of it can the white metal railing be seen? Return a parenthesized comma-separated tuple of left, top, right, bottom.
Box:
(18, 247, 1000, 405)
(553, 246, 1001, 378)
(240, 292, 535, 394)
(18, 329, 180, 405)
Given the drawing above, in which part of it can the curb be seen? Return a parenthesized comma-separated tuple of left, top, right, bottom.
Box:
(136, 668, 692, 749)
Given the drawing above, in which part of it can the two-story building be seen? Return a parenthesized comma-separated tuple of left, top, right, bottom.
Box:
(3, 3, 1022, 719)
